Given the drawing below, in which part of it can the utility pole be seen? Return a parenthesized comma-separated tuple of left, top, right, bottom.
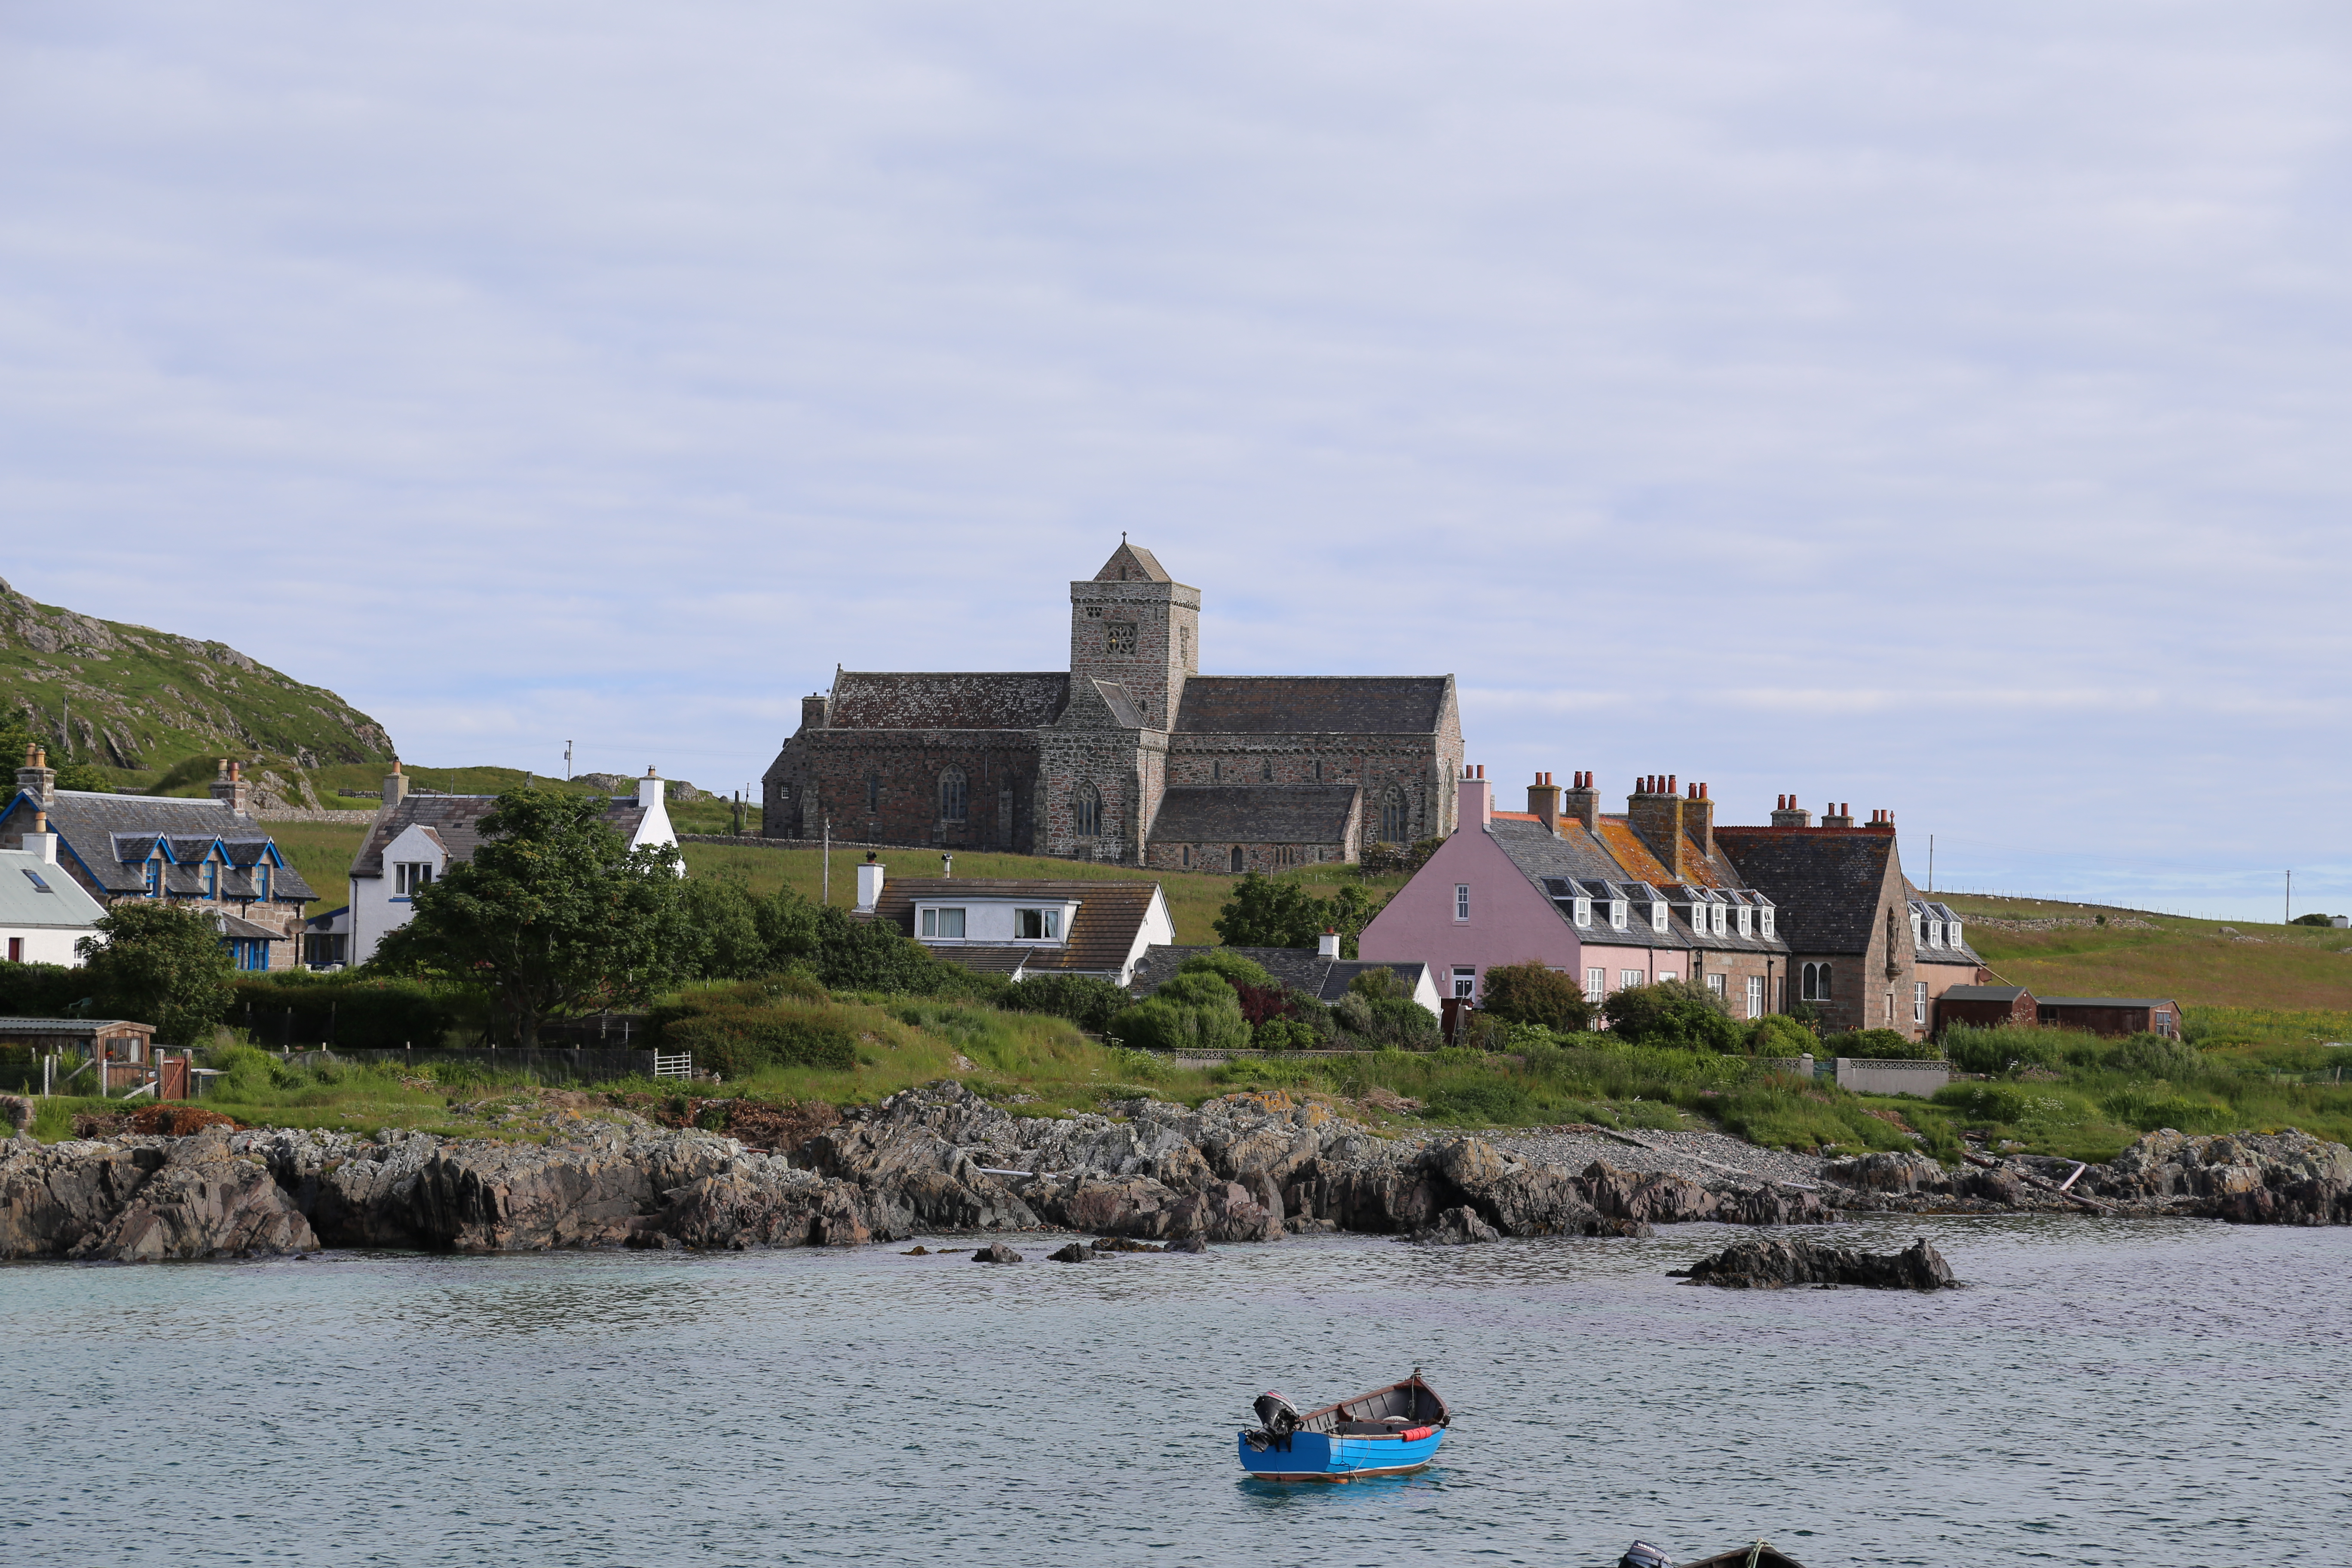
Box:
(2285, 869, 2291, 925)
(1928, 834, 1934, 895)
(564, 741, 573, 781)
(823, 818, 832, 905)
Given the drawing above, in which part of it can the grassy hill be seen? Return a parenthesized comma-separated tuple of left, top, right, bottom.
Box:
(1, 576, 393, 776)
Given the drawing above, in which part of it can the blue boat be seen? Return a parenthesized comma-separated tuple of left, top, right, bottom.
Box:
(1236, 1369, 1451, 1482)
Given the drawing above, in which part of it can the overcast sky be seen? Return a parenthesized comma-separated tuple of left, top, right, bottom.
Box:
(3, 2, 2348, 919)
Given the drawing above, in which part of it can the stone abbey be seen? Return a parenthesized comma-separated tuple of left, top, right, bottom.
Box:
(761, 543, 1464, 869)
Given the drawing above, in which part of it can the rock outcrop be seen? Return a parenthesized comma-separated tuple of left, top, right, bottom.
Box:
(1678, 1236, 1955, 1291)
(0, 1081, 1851, 1260)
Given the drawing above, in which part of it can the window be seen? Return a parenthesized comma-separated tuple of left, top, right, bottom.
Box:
(1760, 906, 1775, 939)
(1656, 971, 1678, 985)
(1687, 901, 1706, 932)
(1620, 969, 1645, 991)
(1650, 901, 1668, 934)
(256, 865, 271, 900)
(1262, 760, 1274, 782)
(1379, 788, 1409, 844)
(939, 767, 968, 823)
(1212, 760, 1222, 782)
(1706, 974, 1727, 998)
(1313, 760, 1322, 782)
(1910, 910, 1924, 947)
(1230, 846, 1245, 873)
(1453, 967, 1476, 1000)
(919, 907, 967, 938)
(866, 773, 881, 813)
(21, 867, 51, 893)
(1015, 908, 1060, 940)
(204, 861, 217, 897)
(1736, 904, 1752, 937)
(1455, 884, 1471, 922)
(1585, 968, 1606, 1004)
(145, 857, 161, 897)
(1802, 962, 1833, 1001)
(1609, 900, 1627, 931)
(1948, 920, 1963, 949)
(395, 862, 433, 896)
(1106, 622, 1137, 655)
(1886, 991, 1896, 1025)
(1712, 903, 1726, 937)
(1745, 974, 1763, 1018)
(1914, 981, 1928, 1025)
(1182, 845, 1192, 868)
(1572, 897, 1592, 928)
(6, 937, 20, 962)
(1072, 782, 1101, 838)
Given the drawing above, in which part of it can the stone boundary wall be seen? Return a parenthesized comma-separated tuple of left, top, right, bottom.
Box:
(303, 1046, 659, 1081)
(1834, 1057, 1950, 1097)
(256, 809, 380, 824)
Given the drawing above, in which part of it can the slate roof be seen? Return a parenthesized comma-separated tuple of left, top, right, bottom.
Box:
(867, 877, 1163, 977)
(0, 849, 107, 928)
(1172, 676, 1452, 735)
(3, 790, 316, 902)
(214, 910, 282, 941)
(351, 797, 650, 879)
(1093, 542, 1172, 582)
(1908, 899, 1986, 967)
(826, 672, 1072, 731)
(1714, 827, 1901, 955)
(1126, 944, 1430, 1003)
(1091, 679, 1145, 729)
(1487, 818, 1789, 957)
(1150, 784, 1361, 844)
(1942, 985, 2033, 1003)
(2038, 995, 2178, 1009)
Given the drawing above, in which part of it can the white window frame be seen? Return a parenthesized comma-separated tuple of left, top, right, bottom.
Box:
(1455, 885, 1471, 923)
(1736, 904, 1752, 937)
(1610, 900, 1628, 931)
(1760, 906, 1775, 938)
(1745, 974, 1763, 1018)
(1584, 967, 1606, 1004)
(1914, 980, 1928, 1024)
(1573, 897, 1592, 927)
(1014, 908, 1060, 941)
(1619, 968, 1644, 991)
(920, 907, 968, 939)
(1452, 966, 1476, 1000)
(1949, 921, 1963, 949)
(1706, 973, 1727, 999)
(1711, 903, 1727, 937)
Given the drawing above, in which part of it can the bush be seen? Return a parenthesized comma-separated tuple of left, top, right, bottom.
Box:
(1747, 1014, 1817, 1057)
(658, 1008, 859, 1077)
(230, 976, 468, 1050)
(1109, 971, 1250, 1053)
(1335, 991, 1441, 1049)
(1603, 980, 1742, 1053)
(1177, 950, 1277, 990)
(1821, 1028, 1932, 1060)
(2115, 1031, 2205, 1081)
(1477, 962, 1593, 1032)
(2291, 913, 2335, 927)
(0, 961, 88, 1018)
(1002, 973, 1129, 1034)
(77, 903, 236, 1045)
(1942, 1023, 2069, 1076)
(1253, 1016, 1320, 1050)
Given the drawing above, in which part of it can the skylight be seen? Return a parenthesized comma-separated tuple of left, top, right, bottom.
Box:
(22, 868, 52, 893)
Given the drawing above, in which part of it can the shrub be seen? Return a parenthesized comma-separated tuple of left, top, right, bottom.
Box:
(1253, 1016, 1320, 1050)
(1348, 967, 1409, 1002)
(1821, 1028, 1932, 1060)
(1002, 973, 1128, 1034)
(1109, 971, 1250, 1053)
(0, 961, 87, 1018)
(1178, 950, 1277, 990)
(2291, 913, 2335, 927)
(1478, 962, 1593, 1032)
(2115, 1031, 2205, 1081)
(1335, 991, 1441, 1048)
(1603, 980, 1742, 1053)
(230, 976, 467, 1050)
(1747, 1014, 1816, 1057)
(658, 1009, 858, 1077)
(1942, 1023, 2068, 1076)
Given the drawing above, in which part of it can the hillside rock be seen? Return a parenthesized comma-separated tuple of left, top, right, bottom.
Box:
(1821, 1152, 1952, 1194)
(1678, 1236, 1955, 1291)
(0, 1133, 315, 1260)
(1406, 1205, 1501, 1245)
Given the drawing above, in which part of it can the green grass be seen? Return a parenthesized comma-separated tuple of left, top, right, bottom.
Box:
(1934, 894, 2352, 1013)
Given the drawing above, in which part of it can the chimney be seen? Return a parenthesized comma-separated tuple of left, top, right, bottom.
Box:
(855, 854, 885, 913)
(1627, 772, 1690, 879)
(1318, 928, 1340, 959)
(1866, 808, 1895, 832)
(19, 805, 57, 864)
(208, 758, 251, 815)
(1685, 780, 1714, 858)
(802, 692, 830, 731)
(940, 852, 954, 879)
(1462, 766, 1492, 829)
(1821, 801, 1854, 828)
(1527, 772, 1562, 835)
(1770, 793, 1813, 828)
(638, 766, 665, 810)
(383, 761, 409, 809)
(16, 744, 55, 810)
(1560, 770, 1599, 832)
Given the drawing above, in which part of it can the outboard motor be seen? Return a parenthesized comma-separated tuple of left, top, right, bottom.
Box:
(1619, 1543, 1676, 1568)
(1245, 1392, 1303, 1452)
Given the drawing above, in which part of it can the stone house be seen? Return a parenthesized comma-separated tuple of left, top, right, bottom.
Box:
(345, 764, 677, 966)
(0, 747, 315, 970)
(760, 543, 1464, 869)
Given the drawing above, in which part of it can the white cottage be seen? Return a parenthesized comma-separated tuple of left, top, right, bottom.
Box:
(346, 765, 679, 966)
(0, 839, 107, 965)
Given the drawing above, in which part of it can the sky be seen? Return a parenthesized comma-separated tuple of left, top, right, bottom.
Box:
(3, 2, 2348, 920)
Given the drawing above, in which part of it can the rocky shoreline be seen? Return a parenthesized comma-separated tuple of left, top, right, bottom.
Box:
(3, 1083, 2347, 1262)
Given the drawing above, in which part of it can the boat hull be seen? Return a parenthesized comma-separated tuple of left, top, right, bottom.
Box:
(1235, 1428, 1445, 1481)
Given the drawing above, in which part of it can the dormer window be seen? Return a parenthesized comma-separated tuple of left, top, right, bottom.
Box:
(1711, 903, 1726, 937)
(1910, 910, 1924, 946)
(145, 857, 162, 897)
(1651, 900, 1669, 934)
(394, 862, 434, 896)
(1572, 897, 1592, 928)
(1736, 904, 1752, 937)
(1761, 905, 1776, 939)
(1609, 899, 1627, 931)
(1948, 920, 1963, 949)
(1014, 908, 1060, 940)
(204, 861, 218, 897)
(256, 864, 272, 901)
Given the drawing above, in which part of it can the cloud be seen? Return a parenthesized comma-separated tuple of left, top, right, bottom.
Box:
(3, 0, 2350, 916)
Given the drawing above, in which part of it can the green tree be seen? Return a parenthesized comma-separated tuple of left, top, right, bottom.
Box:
(76, 903, 237, 1045)
(1003, 973, 1130, 1033)
(1602, 978, 1743, 1052)
(1177, 949, 1277, 990)
(370, 789, 691, 1046)
(1477, 962, 1594, 1033)
(677, 873, 768, 980)
(1109, 970, 1250, 1052)
(1212, 873, 1391, 957)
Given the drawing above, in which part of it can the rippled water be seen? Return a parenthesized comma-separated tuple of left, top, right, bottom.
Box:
(5, 1216, 2348, 1566)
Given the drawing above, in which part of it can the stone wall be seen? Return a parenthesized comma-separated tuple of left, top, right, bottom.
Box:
(1834, 1058, 1950, 1097)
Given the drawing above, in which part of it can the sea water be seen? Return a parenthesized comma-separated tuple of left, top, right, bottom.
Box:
(3, 1214, 2348, 1566)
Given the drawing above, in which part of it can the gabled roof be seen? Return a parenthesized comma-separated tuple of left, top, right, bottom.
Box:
(350, 795, 649, 879)
(1907, 898, 1986, 967)
(1714, 827, 1902, 954)
(826, 671, 1072, 731)
(869, 876, 1164, 977)
(1093, 542, 1172, 583)
(1172, 676, 1453, 736)
(1486, 817, 1788, 956)
(1150, 784, 1360, 844)
(1126, 944, 1429, 1003)
(0, 850, 107, 928)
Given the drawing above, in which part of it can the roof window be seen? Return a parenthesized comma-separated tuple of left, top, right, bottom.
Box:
(21, 868, 51, 893)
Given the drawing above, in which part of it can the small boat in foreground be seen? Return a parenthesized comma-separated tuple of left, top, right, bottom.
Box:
(1236, 1369, 1450, 1482)
(1620, 1541, 1809, 1568)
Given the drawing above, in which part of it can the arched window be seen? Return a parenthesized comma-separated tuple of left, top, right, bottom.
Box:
(939, 767, 968, 822)
(1801, 962, 1834, 1001)
(1072, 782, 1101, 839)
(1262, 760, 1274, 782)
(1231, 846, 1245, 873)
(865, 772, 880, 814)
(1378, 787, 1409, 844)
